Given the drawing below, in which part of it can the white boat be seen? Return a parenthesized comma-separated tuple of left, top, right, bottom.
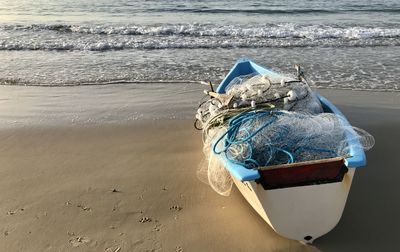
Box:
(211, 59, 366, 243)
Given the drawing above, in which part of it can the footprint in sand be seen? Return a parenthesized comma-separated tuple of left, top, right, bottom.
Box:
(76, 203, 91, 212)
(153, 224, 161, 232)
(6, 208, 25, 216)
(105, 246, 121, 252)
(139, 217, 152, 223)
(69, 236, 90, 247)
(169, 205, 182, 211)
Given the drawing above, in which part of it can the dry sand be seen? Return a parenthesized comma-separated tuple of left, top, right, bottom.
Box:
(0, 121, 318, 252)
(0, 89, 399, 251)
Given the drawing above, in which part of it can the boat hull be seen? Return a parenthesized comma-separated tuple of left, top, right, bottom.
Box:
(232, 168, 356, 243)
(212, 59, 366, 242)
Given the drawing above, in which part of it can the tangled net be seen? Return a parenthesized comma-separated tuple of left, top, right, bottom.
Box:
(195, 73, 375, 196)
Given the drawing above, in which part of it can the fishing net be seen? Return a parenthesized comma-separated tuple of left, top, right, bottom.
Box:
(195, 73, 375, 196)
(197, 127, 233, 196)
(195, 73, 323, 131)
(225, 73, 323, 114)
(213, 111, 375, 169)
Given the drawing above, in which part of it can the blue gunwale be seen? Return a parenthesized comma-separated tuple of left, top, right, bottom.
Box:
(215, 59, 367, 182)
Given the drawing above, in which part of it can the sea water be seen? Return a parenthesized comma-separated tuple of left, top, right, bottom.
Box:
(0, 0, 399, 126)
(0, 0, 399, 90)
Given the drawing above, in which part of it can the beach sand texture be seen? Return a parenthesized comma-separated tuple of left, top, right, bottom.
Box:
(0, 89, 399, 251)
(0, 122, 317, 252)
(1, 1, 400, 250)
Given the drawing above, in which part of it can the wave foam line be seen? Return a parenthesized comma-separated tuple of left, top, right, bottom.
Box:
(0, 79, 202, 87)
(2, 23, 400, 39)
(1, 38, 399, 51)
(1, 78, 399, 92)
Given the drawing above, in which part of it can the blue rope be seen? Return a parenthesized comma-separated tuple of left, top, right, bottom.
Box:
(213, 110, 295, 168)
(274, 147, 295, 164)
(212, 110, 340, 169)
(213, 110, 277, 154)
(212, 110, 346, 169)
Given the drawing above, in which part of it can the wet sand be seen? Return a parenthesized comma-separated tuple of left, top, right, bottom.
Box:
(0, 89, 399, 251)
(313, 91, 400, 251)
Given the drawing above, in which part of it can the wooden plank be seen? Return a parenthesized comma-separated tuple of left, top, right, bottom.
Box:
(257, 157, 344, 171)
(256, 157, 348, 190)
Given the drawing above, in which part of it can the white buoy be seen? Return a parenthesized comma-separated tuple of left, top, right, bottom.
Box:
(233, 102, 238, 108)
(251, 100, 256, 108)
(209, 103, 218, 115)
(287, 90, 298, 101)
(284, 97, 289, 104)
(261, 75, 271, 89)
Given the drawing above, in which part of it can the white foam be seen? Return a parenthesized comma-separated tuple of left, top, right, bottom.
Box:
(1, 23, 400, 51)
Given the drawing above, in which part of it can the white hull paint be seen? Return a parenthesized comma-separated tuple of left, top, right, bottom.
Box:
(232, 168, 356, 243)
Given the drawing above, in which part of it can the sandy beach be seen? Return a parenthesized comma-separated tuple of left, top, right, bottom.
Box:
(1, 1, 400, 251)
(0, 121, 318, 252)
(0, 87, 399, 251)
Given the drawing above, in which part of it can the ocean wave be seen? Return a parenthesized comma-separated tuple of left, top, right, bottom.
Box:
(0, 38, 399, 51)
(1, 45, 399, 92)
(0, 78, 199, 86)
(0, 40, 400, 51)
(144, 8, 337, 15)
(2, 23, 400, 39)
(143, 7, 400, 15)
(1, 23, 400, 51)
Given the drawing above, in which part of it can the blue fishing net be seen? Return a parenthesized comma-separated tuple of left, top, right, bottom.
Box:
(212, 110, 374, 169)
(196, 73, 375, 196)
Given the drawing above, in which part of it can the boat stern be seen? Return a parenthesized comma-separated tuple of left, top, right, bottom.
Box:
(232, 167, 356, 243)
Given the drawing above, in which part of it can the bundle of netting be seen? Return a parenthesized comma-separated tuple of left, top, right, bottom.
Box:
(197, 126, 234, 196)
(194, 74, 322, 133)
(194, 72, 375, 196)
(195, 74, 325, 196)
(224, 74, 323, 114)
(212, 110, 375, 169)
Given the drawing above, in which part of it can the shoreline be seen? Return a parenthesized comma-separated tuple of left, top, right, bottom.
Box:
(1, 81, 400, 93)
(0, 84, 399, 129)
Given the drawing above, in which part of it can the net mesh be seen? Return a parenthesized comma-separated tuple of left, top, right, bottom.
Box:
(195, 73, 375, 196)
(217, 111, 375, 168)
